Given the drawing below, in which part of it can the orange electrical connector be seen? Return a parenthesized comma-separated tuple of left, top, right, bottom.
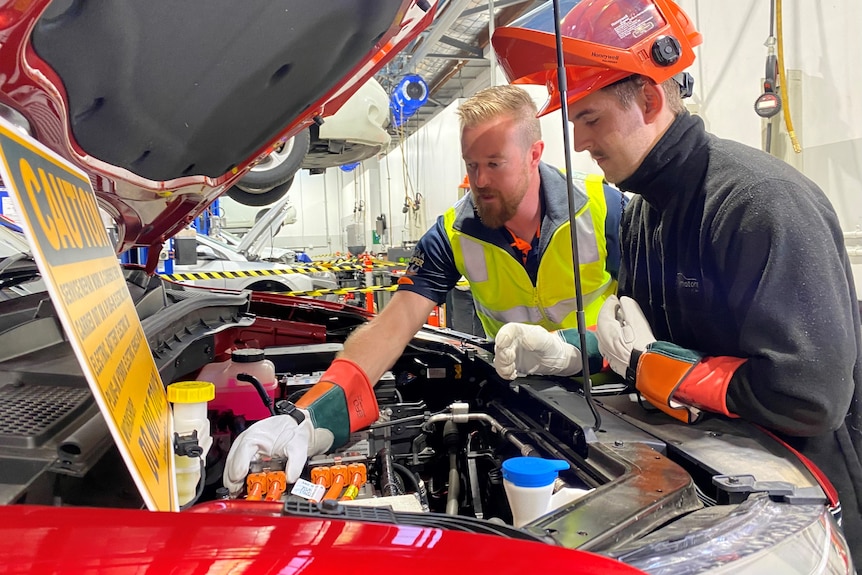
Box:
(309, 466, 333, 503)
(310, 466, 332, 487)
(323, 465, 349, 501)
(264, 470, 287, 501)
(340, 463, 367, 501)
(245, 472, 268, 501)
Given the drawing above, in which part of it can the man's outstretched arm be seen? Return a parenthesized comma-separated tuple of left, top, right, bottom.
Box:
(338, 289, 439, 385)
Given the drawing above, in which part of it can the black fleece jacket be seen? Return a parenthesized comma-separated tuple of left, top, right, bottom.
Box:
(617, 112, 862, 559)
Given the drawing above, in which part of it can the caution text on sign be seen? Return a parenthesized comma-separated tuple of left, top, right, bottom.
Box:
(0, 118, 177, 511)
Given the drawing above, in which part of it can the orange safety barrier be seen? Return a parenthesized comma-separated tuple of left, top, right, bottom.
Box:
(362, 254, 376, 313)
(427, 304, 445, 327)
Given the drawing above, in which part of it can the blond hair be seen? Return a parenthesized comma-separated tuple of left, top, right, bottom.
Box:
(457, 84, 541, 149)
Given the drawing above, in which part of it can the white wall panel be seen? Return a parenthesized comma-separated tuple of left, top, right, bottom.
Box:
(678, 0, 862, 232)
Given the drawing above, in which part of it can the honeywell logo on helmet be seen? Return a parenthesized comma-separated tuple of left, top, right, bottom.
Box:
(590, 52, 620, 63)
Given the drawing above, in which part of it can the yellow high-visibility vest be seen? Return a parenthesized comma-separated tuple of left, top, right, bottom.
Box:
(445, 167, 615, 338)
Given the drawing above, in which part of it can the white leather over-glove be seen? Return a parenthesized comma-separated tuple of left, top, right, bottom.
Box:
(596, 295, 657, 377)
(223, 412, 334, 496)
(494, 323, 583, 380)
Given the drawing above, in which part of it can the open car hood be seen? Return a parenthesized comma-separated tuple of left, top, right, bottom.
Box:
(0, 0, 435, 256)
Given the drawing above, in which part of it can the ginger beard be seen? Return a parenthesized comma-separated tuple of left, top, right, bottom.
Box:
(471, 167, 529, 229)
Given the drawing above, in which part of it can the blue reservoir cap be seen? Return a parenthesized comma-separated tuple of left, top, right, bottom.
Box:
(502, 457, 570, 488)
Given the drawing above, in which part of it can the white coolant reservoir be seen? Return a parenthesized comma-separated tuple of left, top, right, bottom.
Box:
(167, 381, 215, 507)
(548, 480, 593, 512)
(502, 457, 570, 527)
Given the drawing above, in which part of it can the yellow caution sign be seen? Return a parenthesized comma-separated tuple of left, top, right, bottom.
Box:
(0, 118, 177, 511)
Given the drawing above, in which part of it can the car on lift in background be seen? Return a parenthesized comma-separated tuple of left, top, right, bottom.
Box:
(0, 0, 436, 262)
(226, 77, 393, 207)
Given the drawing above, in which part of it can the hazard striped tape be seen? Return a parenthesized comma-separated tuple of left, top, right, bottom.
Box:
(284, 279, 469, 298)
(316, 258, 407, 268)
(284, 284, 400, 297)
(157, 269, 402, 297)
(159, 260, 405, 282)
(313, 257, 408, 268)
(311, 253, 350, 260)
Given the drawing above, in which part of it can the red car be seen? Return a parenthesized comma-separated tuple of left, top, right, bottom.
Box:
(1, 502, 645, 574)
(0, 2, 853, 573)
(0, 252, 852, 572)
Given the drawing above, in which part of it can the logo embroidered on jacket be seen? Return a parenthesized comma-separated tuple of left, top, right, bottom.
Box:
(407, 250, 425, 272)
(677, 273, 700, 292)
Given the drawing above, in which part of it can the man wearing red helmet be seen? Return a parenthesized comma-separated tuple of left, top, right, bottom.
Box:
(494, 0, 861, 561)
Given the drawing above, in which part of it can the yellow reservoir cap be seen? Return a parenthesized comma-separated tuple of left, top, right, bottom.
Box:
(167, 381, 215, 404)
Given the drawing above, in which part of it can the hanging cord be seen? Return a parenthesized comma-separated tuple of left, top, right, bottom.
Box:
(401, 131, 412, 229)
(769, 0, 775, 47)
(760, 0, 778, 154)
(776, 0, 801, 153)
(385, 150, 395, 248)
(397, 117, 421, 232)
(411, 116, 424, 229)
(353, 164, 365, 222)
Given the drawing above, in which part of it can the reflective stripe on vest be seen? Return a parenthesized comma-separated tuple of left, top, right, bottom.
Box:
(445, 174, 616, 338)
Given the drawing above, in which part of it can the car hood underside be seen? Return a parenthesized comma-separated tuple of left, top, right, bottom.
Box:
(31, 0, 404, 182)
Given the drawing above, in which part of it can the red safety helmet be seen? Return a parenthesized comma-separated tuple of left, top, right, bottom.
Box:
(492, 0, 702, 116)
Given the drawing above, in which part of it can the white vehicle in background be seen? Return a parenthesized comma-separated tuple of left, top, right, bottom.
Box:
(226, 77, 392, 207)
(167, 195, 336, 295)
(214, 194, 299, 264)
(0, 219, 45, 300)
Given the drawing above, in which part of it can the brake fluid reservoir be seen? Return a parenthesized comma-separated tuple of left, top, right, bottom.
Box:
(168, 381, 215, 507)
(198, 348, 277, 420)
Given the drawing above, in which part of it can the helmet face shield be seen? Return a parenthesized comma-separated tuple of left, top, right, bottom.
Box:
(492, 0, 702, 115)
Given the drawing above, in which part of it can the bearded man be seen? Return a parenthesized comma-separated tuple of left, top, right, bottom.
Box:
(223, 84, 627, 493)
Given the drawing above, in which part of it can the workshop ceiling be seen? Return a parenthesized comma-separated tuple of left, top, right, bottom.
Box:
(375, 0, 544, 145)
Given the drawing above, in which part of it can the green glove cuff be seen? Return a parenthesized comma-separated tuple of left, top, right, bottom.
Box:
(298, 384, 351, 447)
(645, 341, 703, 363)
(296, 359, 379, 447)
(556, 329, 604, 374)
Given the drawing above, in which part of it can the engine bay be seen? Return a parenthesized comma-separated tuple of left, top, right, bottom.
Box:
(0, 271, 849, 572)
(194, 325, 602, 527)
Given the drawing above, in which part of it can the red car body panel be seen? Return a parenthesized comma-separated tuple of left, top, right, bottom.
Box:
(0, 503, 647, 575)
